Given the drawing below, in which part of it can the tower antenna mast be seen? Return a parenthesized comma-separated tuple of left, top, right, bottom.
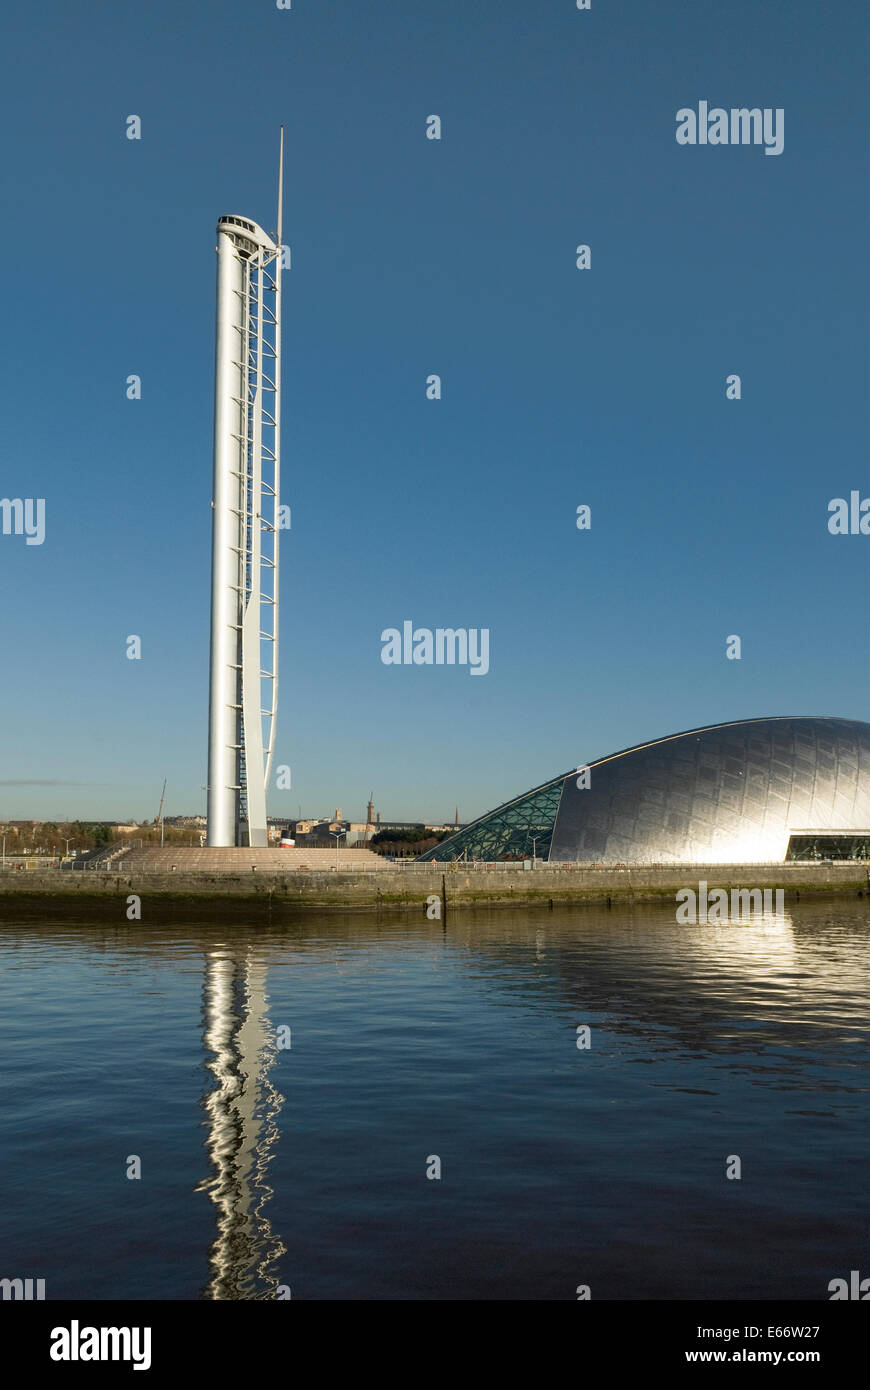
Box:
(277, 125, 284, 252)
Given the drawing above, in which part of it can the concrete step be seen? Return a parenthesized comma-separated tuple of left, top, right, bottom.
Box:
(116, 846, 393, 872)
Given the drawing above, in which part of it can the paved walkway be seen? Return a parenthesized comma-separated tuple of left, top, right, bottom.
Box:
(116, 846, 393, 872)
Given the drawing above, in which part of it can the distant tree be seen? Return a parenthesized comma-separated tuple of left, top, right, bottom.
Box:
(369, 827, 451, 855)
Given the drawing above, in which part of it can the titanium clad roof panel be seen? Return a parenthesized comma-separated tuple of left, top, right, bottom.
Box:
(419, 718, 870, 864)
(546, 717, 870, 864)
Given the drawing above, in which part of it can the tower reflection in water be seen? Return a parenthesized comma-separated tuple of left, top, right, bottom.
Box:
(197, 948, 286, 1299)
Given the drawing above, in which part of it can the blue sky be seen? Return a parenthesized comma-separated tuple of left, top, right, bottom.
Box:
(0, 0, 867, 824)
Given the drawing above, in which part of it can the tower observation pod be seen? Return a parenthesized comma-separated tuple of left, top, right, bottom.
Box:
(207, 134, 284, 847)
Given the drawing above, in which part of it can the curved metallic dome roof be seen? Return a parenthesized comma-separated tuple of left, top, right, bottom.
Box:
(420, 717, 870, 864)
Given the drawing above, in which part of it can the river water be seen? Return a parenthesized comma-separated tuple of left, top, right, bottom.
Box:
(0, 900, 867, 1300)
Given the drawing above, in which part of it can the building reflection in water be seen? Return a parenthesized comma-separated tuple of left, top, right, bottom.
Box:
(197, 947, 286, 1299)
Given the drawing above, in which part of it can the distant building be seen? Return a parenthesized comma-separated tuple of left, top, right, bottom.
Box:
(278, 811, 460, 849)
(375, 822, 428, 833)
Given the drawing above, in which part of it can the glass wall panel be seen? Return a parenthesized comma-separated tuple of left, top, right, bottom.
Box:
(418, 779, 565, 862)
(786, 834, 870, 861)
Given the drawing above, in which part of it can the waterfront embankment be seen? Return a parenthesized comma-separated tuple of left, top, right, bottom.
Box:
(0, 860, 867, 918)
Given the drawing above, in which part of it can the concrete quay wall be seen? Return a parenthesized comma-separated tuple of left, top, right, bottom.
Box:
(0, 862, 867, 914)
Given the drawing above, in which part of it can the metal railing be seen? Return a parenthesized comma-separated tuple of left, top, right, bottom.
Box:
(4, 857, 867, 877)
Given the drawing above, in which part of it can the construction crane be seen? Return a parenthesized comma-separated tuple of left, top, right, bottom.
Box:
(156, 778, 167, 848)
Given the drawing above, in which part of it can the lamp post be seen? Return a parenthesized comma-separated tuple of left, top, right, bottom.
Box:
(530, 836, 539, 869)
(329, 829, 343, 866)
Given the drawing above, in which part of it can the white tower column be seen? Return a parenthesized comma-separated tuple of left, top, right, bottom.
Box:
(207, 147, 283, 848)
(207, 234, 245, 846)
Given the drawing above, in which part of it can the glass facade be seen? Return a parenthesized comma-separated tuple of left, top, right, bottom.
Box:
(417, 778, 565, 862)
(786, 834, 870, 861)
